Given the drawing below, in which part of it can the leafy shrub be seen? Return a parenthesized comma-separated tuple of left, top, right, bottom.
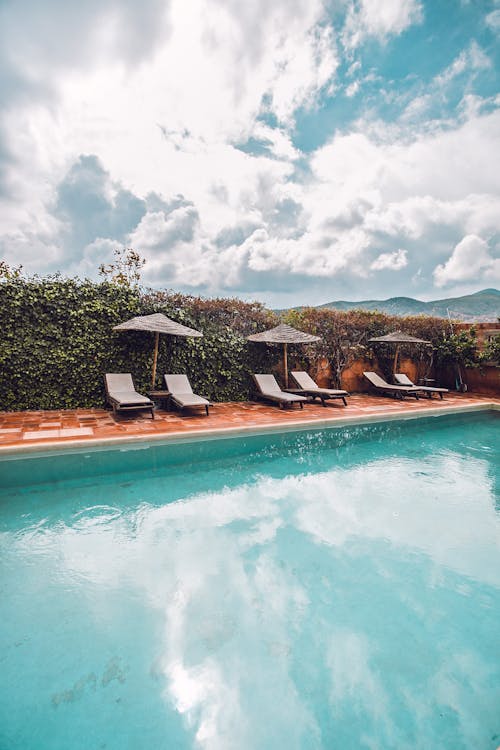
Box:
(0, 273, 486, 411)
(479, 335, 500, 366)
(432, 328, 479, 369)
(282, 308, 457, 383)
(0, 277, 278, 410)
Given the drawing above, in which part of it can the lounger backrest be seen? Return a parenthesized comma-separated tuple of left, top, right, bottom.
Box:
(253, 374, 282, 393)
(291, 371, 317, 389)
(105, 373, 135, 393)
(363, 371, 389, 387)
(394, 373, 414, 386)
(164, 374, 193, 394)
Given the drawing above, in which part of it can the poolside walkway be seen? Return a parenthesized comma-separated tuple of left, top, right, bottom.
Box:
(0, 392, 497, 451)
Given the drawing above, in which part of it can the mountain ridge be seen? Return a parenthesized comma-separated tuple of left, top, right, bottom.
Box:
(296, 289, 500, 321)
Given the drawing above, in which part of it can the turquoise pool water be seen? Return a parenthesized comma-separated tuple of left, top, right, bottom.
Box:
(0, 411, 499, 750)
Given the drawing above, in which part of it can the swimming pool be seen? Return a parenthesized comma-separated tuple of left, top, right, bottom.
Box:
(0, 411, 499, 749)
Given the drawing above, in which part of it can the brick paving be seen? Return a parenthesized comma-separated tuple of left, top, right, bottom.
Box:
(0, 391, 497, 451)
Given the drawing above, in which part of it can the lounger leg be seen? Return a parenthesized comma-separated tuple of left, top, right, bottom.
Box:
(342, 397, 347, 406)
(205, 405, 209, 416)
(150, 408, 155, 420)
(321, 398, 327, 407)
(439, 393, 443, 399)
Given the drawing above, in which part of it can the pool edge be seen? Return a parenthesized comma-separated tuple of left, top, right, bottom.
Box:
(0, 401, 497, 458)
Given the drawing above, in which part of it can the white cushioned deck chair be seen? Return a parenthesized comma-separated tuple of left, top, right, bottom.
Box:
(252, 374, 308, 409)
(288, 371, 349, 406)
(394, 373, 448, 399)
(104, 373, 155, 419)
(164, 374, 210, 416)
(363, 371, 423, 399)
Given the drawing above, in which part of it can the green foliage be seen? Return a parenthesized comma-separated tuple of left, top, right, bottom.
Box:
(479, 335, 500, 365)
(282, 308, 453, 383)
(432, 328, 479, 369)
(0, 273, 487, 411)
(98, 247, 146, 287)
(0, 277, 142, 410)
(0, 260, 23, 280)
(283, 308, 385, 385)
(0, 277, 278, 410)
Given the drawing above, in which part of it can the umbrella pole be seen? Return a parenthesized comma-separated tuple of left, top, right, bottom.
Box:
(152, 331, 160, 389)
(283, 343, 288, 388)
(393, 345, 400, 376)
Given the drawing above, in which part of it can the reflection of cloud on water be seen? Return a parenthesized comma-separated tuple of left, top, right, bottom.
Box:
(5, 450, 500, 748)
(293, 454, 500, 588)
(159, 535, 316, 749)
(431, 649, 499, 749)
(328, 631, 386, 713)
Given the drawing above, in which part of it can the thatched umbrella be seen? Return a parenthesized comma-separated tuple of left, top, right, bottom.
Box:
(113, 313, 202, 388)
(247, 323, 320, 387)
(368, 331, 431, 375)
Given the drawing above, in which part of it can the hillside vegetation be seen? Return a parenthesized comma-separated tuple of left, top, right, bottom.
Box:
(315, 289, 500, 321)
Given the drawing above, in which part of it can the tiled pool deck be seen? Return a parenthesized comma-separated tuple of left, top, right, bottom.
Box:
(0, 392, 498, 452)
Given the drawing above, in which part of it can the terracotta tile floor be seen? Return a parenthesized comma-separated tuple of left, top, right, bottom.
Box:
(0, 392, 497, 451)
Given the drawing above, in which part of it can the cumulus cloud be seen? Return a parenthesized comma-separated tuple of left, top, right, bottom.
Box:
(0, 0, 170, 87)
(370, 249, 408, 271)
(342, 0, 423, 49)
(0, 0, 499, 305)
(433, 235, 500, 287)
(54, 155, 147, 258)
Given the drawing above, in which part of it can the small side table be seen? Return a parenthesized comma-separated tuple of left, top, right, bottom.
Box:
(149, 390, 171, 409)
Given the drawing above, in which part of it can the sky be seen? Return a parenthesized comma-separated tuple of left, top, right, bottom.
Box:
(0, 0, 499, 308)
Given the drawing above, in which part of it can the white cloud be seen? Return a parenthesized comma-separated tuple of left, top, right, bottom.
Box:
(0, 0, 499, 305)
(130, 206, 199, 254)
(433, 234, 500, 287)
(342, 0, 423, 49)
(434, 41, 490, 88)
(485, 9, 500, 33)
(370, 249, 408, 271)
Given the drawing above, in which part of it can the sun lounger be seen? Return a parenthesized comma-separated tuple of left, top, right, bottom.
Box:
(288, 371, 349, 406)
(394, 373, 448, 399)
(104, 373, 155, 419)
(164, 374, 210, 415)
(363, 371, 422, 399)
(252, 374, 308, 409)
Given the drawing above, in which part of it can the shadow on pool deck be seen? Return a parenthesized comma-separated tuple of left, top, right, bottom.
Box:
(0, 392, 497, 450)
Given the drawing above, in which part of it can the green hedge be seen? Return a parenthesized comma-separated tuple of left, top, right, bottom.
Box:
(0, 279, 278, 410)
(0, 276, 479, 411)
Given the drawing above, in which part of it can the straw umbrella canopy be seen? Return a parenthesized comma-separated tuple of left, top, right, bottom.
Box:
(247, 323, 320, 387)
(113, 313, 202, 388)
(368, 331, 431, 375)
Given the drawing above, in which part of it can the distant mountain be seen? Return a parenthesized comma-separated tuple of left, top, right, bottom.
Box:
(313, 289, 500, 322)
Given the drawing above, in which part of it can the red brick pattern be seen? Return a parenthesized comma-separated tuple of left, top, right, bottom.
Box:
(0, 392, 497, 450)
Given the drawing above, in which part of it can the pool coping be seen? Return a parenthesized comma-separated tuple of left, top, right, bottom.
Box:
(0, 400, 498, 458)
